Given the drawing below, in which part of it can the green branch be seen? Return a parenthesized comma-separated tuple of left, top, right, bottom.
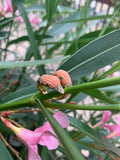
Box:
(36, 76, 120, 101)
(0, 76, 120, 111)
(43, 102, 120, 111)
(0, 97, 34, 111)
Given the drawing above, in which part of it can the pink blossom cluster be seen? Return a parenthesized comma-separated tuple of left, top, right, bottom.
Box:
(0, 0, 42, 30)
(1, 0, 13, 14)
(93, 111, 120, 139)
(16, 11, 42, 30)
(1, 111, 69, 160)
(102, 117, 120, 139)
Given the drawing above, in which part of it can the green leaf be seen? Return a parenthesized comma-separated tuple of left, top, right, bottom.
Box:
(100, 85, 120, 92)
(46, 8, 94, 37)
(41, 147, 48, 160)
(79, 18, 101, 37)
(25, 46, 33, 60)
(58, 14, 119, 23)
(68, 115, 120, 157)
(8, 34, 50, 46)
(0, 56, 68, 69)
(59, 29, 120, 80)
(26, 5, 46, 12)
(69, 92, 88, 103)
(0, 139, 13, 160)
(98, 8, 120, 37)
(0, 85, 37, 104)
(45, 0, 59, 22)
(35, 99, 85, 160)
(15, 0, 45, 75)
(84, 89, 119, 104)
(0, 32, 9, 40)
(57, 4, 76, 13)
(8, 35, 29, 45)
(65, 27, 115, 55)
(46, 9, 93, 37)
(0, 17, 14, 28)
(46, 11, 82, 36)
(67, 88, 119, 104)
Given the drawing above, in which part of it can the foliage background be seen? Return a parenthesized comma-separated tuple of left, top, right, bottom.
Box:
(1, 0, 120, 159)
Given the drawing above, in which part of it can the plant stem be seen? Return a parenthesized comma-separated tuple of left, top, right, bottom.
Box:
(0, 97, 34, 111)
(1, 76, 120, 111)
(43, 102, 120, 111)
(36, 76, 120, 101)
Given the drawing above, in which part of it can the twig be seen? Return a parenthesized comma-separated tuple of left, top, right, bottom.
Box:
(0, 132, 22, 160)
(0, 68, 16, 90)
(0, 80, 18, 95)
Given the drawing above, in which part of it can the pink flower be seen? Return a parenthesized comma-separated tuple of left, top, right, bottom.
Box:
(34, 110, 69, 149)
(30, 12, 42, 30)
(15, 11, 42, 30)
(1, 0, 13, 14)
(81, 150, 89, 157)
(15, 10, 24, 23)
(1, 111, 69, 160)
(97, 111, 111, 125)
(102, 117, 120, 139)
(92, 111, 111, 128)
(109, 71, 120, 78)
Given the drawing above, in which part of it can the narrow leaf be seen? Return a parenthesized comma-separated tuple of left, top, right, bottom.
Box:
(0, 139, 13, 160)
(46, 11, 82, 36)
(0, 32, 9, 40)
(45, 0, 59, 22)
(0, 85, 37, 104)
(0, 17, 14, 27)
(59, 29, 120, 80)
(101, 85, 120, 91)
(15, 0, 45, 75)
(84, 89, 119, 104)
(46, 9, 93, 37)
(0, 56, 68, 69)
(68, 115, 120, 157)
(26, 5, 46, 12)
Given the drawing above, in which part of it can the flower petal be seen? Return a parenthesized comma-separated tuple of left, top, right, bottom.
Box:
(53, 111, 69, 128)
(1, 0, 13, 13)
(102, 111, 111, 122)
(27, 145, 41, 160)
(116, 117, 120, 124)
(97, 111, 111, 125)
(35, 111, 69, 133)
(18, 128, 41, 146)
(102, 124, 118, 132)
(39, 131, 59, 150)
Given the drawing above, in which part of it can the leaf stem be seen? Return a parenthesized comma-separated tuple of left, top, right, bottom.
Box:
(0, 97, 34, 111)
(43, 102, 120, 111)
